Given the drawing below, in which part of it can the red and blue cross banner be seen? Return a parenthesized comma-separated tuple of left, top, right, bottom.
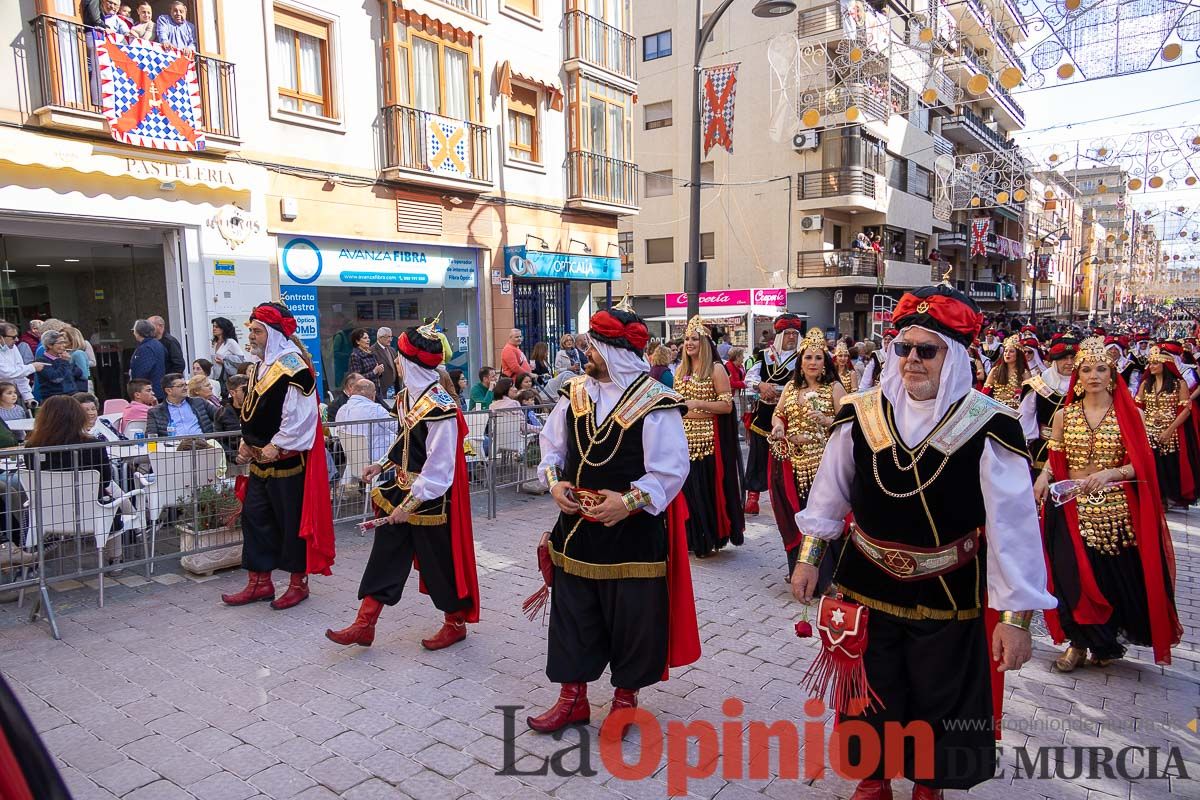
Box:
(94, 31, 206, 152)
(701, 63, 740, 156)
(970, 218, 991, 256)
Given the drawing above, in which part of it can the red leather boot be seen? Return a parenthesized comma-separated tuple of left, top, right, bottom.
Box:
(850, 780, 893, 800)
(744, 492, 760, 515)
(270, 573, 309, 610)
(221, 571, 274, 606)
(421, 611, 467, 650)
(910, 785, 942, 800)
(600, 688, 638, 742)
(325, 597, 384, 646)
(527, 683, 590, 733)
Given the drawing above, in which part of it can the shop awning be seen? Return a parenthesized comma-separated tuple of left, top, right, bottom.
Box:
(0, 126, 258, 194)
(496, 61, 564, 111)
(504, 245, 618, 282)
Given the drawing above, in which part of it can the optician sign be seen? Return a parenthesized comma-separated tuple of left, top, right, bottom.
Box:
(503, 246, 620, 282)
(278, 236, 478, 288)
(665, 288, 788, 316)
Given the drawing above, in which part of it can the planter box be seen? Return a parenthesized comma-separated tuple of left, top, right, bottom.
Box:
(178, 524, 242, 576)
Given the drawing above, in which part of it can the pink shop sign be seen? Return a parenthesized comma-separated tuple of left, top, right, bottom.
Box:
(665, 288, 787, 314)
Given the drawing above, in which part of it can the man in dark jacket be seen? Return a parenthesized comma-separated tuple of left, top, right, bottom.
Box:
(149, 315, 186, 375)
(129, 319, 167, 401)
(214, 374, 247, 456)
(146, 373, 215, 437)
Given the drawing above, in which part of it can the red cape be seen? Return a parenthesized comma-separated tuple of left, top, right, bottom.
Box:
(663, 494, 701, 677)
(415, 408, 480, 622)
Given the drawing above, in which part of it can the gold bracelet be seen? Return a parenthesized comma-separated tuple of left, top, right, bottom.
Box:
(398, 493, 422, 514)
(797, 535, 828, 567)
(998, 610, 1033, 631)
(621, 488, 651, 513)
(716, 392, 733, 402)
(1046, 439, 1063, 452)
(543, 465, 561, 489)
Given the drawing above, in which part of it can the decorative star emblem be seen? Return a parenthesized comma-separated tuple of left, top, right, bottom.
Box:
(831, 608, 845, 626)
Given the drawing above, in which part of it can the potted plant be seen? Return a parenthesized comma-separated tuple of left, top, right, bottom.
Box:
(178, 481, 243, 576)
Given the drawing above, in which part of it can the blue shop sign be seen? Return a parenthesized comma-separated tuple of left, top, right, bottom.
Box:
(504, 246, 619, 282)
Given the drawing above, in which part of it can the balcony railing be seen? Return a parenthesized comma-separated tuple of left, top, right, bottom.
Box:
(30, 15, 239, 140)
(941, 108, 1015, 153)
(932, 132, 954, 157)
(564, 10, 635, 82)
(959, 280, 1018, 301)
(797, 168, 877, 201)
(566, 151, 638, 210)
(796, 249, 882, 279)
(381, 104, 491, 185)
(430, 0, 487, 19)
(938, 231, 1025, 260)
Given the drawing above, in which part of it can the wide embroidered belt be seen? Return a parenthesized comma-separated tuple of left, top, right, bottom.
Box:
(393, 469, 417, 490)
(574, 488, 643, 523)
(850, 524, 980, 581)
(250, 445, 301, 463)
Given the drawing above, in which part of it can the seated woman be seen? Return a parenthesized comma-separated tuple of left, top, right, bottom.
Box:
(188, 374, 222, 410)
(73, 392, 122, 442)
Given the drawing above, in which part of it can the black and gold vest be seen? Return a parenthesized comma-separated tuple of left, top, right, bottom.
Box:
(831, 389, 1030, 620)
(749, 352, 798, 437)
(240, 352, 315, 477)
(550, 374, 685, 579)
(371, 383, 458, 524)
(1021, 373, 1066, 469)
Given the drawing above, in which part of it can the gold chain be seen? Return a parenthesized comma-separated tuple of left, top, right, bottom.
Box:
(872, 449, 950, 498)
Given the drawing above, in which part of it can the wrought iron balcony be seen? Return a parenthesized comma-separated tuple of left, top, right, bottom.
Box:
(797, 168, 878, 201)
(796, 249, 882, 279)
(564, 10, 635, 83)
(381, 104, 492, 189)
(566, 151, 638, 213)
(29, 15, 239, 144)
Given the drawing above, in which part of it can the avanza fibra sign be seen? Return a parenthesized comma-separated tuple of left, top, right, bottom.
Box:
(279, 236, 477, 288)
(504, 246, 620, 282)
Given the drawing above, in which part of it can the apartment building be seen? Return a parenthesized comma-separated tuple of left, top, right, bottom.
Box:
(0, 0, 636, 399)
(1062, 165, 1133, 318)
(1023, 171, 1083, 319)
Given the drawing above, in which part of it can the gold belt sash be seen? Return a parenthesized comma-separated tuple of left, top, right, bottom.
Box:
(850, 524, 981, 581)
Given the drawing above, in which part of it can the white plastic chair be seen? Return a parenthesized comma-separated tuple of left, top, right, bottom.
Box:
(102, 399, 129, 416)
(18, 468, 144, 607)
(124, 420, 147, 437)
(134, 446, 223, 573)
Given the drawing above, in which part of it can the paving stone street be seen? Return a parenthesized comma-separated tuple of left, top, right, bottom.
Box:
(0, 492, 1197, 800)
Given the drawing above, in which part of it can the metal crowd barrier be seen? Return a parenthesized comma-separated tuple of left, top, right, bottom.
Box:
(2, 406, 558, 639)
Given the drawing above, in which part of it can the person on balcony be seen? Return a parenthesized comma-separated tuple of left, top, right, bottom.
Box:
(156, 0, 197, 56)
(130, 2, 156, 44)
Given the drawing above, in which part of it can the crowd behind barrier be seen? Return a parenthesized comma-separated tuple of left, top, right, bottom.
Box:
(0, 407, 563, 640)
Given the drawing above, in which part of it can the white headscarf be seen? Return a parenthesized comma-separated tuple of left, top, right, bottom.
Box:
(397, 356, 439, 397)
(773, 329, 800, 354)
(261, 323, 302, 366)
(880, 325, 974, 445)
(591, 339, 649, 390)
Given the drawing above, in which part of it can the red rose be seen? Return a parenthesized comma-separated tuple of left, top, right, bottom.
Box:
(795, 620, 813, 638)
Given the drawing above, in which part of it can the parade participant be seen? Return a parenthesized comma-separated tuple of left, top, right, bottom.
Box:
(1133, 344, 1196, 508)
(1036, 337, 1182, 673)
(1021, 334, 1046, 376)
(768, 328, 845, 580)
(791, 283, 1054, 797)
(1019, 335, 1077, 472)
(981, 328, 1003, 364)
(832, 340, 859, 393)
(325, 317, 480, 649)
(743, 314, 805, 515)
(1131, 330, 1152, 369)
(676, 316, 744, 558)
(967, 341, 988, 391)
(860, 328, 896, 390)
(528, 299, 699, 736)
(981, 335, 1029, 411)
(1105, 336, 1140, 393)
(222, 303, 334, 610)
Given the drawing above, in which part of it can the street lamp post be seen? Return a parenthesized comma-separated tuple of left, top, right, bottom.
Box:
(685, 0, 796, 319)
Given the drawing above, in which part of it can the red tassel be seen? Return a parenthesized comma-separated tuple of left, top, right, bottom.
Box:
(522, 585, 550, 623)
(801, 641, 883, 716)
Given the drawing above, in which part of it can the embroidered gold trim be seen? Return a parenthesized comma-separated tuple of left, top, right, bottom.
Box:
(408, 512, 448, 526)
(927, 391, 1012, 457)
(835, 585, 982, 621)
(612, 378, 684, 429)
(569, 376, 591, 418)
(249, 456, 305, 479)
(548, 544, 667, 579)
(843, 389, 893, 453)
(1025, 375, 1056, 401)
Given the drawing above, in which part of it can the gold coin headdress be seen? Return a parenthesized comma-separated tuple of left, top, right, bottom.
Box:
(801, 327, 829, 354)
(684, 314, 711, 340)
(1074, 336, 1113, 369)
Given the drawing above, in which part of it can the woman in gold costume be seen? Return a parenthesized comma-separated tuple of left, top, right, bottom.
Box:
(677, 316, 744, 557)
(981, 334, 1029, 410)
(1035, 337, 1181, 673)
(768, 328, 845, 579)
(1134, 343, 1196, 507)
(832, 341, 858, 393)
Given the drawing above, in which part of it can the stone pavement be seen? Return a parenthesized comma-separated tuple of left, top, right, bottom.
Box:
(0, 491, 1197, 800)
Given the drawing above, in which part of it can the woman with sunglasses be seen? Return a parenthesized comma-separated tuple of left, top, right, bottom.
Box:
(767, 328, 844, 580)
(1134, 343, 1196, 508)
(1035, 337, 1181, 674)
(981, 335, 1028, 411)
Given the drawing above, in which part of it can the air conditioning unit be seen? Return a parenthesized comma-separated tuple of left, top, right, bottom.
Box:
(800, 214, 823, 232)
(792, 131, 820, 152)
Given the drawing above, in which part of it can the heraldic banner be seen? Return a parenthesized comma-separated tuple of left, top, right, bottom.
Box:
(94, 31, 206, 152)
(701, 63, 739, 156)
(426, 115, 472, 179)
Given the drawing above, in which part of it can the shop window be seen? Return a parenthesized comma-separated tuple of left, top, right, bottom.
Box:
(645, 170, 673, 198)
(274, 5, 336, 119)
(507, 84, 540, 163)
(646, 237, 674, 264)
(701, 232, 715, 260)
(643, 30, 671, 61)
(644, 101, 672, 130)
(618, 230, 633, 272)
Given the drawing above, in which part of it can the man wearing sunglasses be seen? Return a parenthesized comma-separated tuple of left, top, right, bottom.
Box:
(789, 283, 1055, 799)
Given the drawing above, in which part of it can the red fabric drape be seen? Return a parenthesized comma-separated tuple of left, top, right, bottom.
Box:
(300, 412, 336, 576)
(663, 494, 701, 677)
(710, 418, 731, 540)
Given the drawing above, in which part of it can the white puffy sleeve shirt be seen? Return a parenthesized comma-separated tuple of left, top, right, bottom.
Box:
(794, 422, 1057, 613)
